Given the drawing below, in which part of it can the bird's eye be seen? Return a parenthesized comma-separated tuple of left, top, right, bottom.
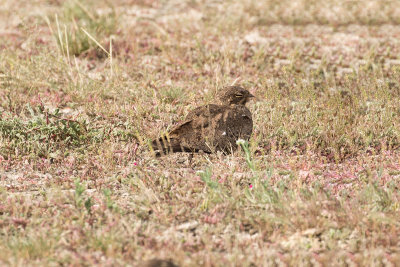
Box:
(235, 93, 243, 98)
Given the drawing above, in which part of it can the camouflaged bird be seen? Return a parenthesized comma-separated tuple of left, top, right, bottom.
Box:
(152, 86, 254, 156)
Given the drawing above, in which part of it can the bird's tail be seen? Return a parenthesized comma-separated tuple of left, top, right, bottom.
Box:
(151, 133, 204, 157)
(151, 134, 184, 157)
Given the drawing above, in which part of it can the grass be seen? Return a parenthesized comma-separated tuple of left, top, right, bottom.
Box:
(1, 0, 400, 266)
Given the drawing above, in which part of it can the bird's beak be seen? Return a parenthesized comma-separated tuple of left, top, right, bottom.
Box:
(247, 93, 258, 101)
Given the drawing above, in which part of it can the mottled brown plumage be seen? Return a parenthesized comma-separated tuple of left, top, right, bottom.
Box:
(152, 86, 254, 156)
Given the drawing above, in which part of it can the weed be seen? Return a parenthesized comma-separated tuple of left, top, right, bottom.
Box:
(197, 168, 218, 190)
(50, 0, 118, 57)
(103, 188, 118, 211)
(237, 139, 256, 171)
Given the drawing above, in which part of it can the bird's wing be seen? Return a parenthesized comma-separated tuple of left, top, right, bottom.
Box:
(152, 104, 227, 155)
(169, 104, 223, 135)
(168, 119, 193, 137)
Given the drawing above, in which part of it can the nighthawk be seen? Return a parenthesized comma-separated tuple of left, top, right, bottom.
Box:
(151, 86, 254, 156)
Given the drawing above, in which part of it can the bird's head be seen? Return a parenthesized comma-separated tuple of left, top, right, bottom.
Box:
(217, 86, 255, 106)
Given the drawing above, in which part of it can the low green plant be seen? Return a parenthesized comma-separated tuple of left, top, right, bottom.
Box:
(103, 188, 118, 211)
(74, 178, 94, 215)
(197, 168, 218, 190)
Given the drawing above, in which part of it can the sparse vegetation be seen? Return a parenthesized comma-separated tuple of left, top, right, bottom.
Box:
(1, 0, 400, 266)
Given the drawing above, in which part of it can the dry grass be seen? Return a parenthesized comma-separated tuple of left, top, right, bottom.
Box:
(1, 0, 400, 266)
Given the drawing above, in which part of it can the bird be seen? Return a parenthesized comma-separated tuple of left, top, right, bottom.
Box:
(151, 86, 254, 156)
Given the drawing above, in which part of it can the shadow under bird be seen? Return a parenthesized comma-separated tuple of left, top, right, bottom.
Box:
(141, 259, 178, 267)
(151, 86, 255, 156)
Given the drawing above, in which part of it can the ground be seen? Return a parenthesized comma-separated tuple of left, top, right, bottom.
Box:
(1, 0, 400, 266)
